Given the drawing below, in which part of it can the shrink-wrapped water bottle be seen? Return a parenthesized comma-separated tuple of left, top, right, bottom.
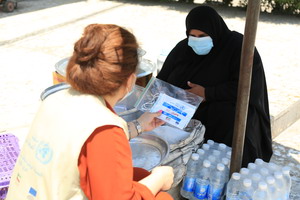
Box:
(217, 143, 227, 152)
(221, 158, 230, 182)
(181, 153, 200, 198)
(202, 143, 211, 154)
(238, 178, 254, 200)
(251, 173, 262, 190)
(274, 171, 287, 200)
(208, 163, 226, 200)
(212, 150, 221, 159)
(225, 172, 241, 200)
(267, 162, 280, 175)
(254, 158, 265, 167)
(253, 181, 270, 200)
(266, 176, 277, 200)
(247, 163, 257, 174)
(226, 150, 232, 160)
(191, 160, 211, 200)
(282, 166, 291, 200)
(197, 149, 206, 168)
(207, 139, 216, 149)
(259, 167, 270, 177)
(240, 168, 250, 181)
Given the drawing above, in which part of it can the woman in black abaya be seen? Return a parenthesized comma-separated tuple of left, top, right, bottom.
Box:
(157, 5, 273, 167)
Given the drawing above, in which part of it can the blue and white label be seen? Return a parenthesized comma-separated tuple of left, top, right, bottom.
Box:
(209, 187, 223, 200)
(150, 93, 196, 129)
(182, 177, 196, 192)
(193, 183, 209, 199)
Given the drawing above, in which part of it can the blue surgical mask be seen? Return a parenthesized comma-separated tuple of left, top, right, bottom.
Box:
(188, 36, 214, 55)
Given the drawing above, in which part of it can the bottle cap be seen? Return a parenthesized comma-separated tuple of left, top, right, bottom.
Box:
(191, 153, 200, 161)
(208, 155, 216, 163)
(282, 166, 290, 175)
(240, 168, 250, 175)
(258, 181, 268, 190)
(218, 143, 227, 150)
(243, 179, 252, 187)
(255, 158, 264, 165)
(222, 158, 229, 166)
(232, 172, 241, 180)
(197, 149, 205, 156)
(266, 176, 275, 185)
(274, 171, 283, 179)
(260, 167, 269, 175)
(252, 173, 261, 181)
(217, 163, 225, 171)
(207, 139, 215, 146)
(248, 163, 256, 170)
(202, 144, 210, 151)
(203, 159, 211, 168)
(213, 150, 221, 157)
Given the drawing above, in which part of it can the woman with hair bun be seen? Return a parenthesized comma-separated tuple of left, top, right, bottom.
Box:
(7, 24, 174, 200)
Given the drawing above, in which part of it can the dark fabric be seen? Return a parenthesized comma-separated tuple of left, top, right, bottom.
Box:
(157, 5, 273, 167)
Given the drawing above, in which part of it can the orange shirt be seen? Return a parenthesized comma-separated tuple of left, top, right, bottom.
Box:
(78, 104, 173, 200)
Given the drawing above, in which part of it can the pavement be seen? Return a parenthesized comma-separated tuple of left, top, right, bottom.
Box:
(0, 0, 299, 199)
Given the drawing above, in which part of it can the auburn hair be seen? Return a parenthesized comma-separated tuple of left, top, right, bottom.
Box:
(66, 24, 139, 96)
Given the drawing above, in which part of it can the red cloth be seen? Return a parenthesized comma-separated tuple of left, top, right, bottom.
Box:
(78, 103, 173, 200)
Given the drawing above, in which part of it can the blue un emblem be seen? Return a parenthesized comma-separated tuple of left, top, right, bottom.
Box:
(35, 142, 53, 164)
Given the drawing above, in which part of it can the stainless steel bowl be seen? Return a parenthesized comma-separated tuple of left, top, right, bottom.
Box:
(130, 133, 169, 171)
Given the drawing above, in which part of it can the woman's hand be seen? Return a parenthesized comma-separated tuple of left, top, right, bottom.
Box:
(151, 166, 174, 191)
(186, 81, 206, 100)
(137, 111, 165, 132)
(139, 166, 174, 195)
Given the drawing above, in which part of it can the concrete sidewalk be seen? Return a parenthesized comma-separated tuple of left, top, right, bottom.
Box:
(0, 0, 299, 199)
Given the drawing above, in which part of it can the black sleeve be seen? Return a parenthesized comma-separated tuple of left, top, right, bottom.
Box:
(205, 48, 263, 103)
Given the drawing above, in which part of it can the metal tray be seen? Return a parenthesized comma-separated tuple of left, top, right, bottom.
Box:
(130, 134, 169, 171)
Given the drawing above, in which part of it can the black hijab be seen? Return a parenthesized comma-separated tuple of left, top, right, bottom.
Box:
(185, 6, 231, 46)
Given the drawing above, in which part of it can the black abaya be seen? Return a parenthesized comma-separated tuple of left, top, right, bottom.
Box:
(157, 6, 273, 167)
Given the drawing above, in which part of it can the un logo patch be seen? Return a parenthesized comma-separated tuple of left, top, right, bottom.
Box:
(35, 142, 53, 164)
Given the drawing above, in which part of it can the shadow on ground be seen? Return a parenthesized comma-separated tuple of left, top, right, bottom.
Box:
(0, 0, 85, 18)
(112, 0, 300, 25)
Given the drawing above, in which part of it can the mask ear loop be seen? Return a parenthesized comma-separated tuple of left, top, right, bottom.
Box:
(141, 92, 160, 111)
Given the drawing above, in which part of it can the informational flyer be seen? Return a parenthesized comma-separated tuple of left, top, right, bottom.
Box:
(150, 93, 196, 129)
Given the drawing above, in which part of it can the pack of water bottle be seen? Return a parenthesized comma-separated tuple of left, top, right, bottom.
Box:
(180, 140, 232, 200)
(226, 158, 292, 200)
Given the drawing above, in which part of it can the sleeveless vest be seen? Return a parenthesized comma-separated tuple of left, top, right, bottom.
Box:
(6, 88, 128, 200)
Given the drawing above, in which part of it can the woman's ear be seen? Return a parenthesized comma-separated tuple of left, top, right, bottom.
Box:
(126, 73, 137, 90)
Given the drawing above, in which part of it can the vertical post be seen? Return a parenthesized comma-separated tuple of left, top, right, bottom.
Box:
(229, 0, 262, 175)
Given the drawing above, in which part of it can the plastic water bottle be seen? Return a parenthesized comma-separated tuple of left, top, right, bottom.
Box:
(212, 150, 221, 159)
(225, 172, 241, 200)
(267, 162, 280, 175)
(238, 178, 254, 200)
(274, 171, 287, 200)
(254, 158, 265, 167)
(202, 143, 211, 154)
(197, 148, 206, 167)
(207, 139, 216, 149)
(266, 176, 277, 200)
(251, 173, 262, 190)
(247, 163, 257, 173)
(192, 160, 211, 200)
(282, 166, 291, 200)
(226, 150, 232, 160)
(221, 158, 230, 182)
(217, 143, 227, 152)
(240, 168, 250, 181)
(181, 153, 200, 198)
(253, 181, 270, 200)
(208, 163, 226, 200)
(259, 167, 270, 178)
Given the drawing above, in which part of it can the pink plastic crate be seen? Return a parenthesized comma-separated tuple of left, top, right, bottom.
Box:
(0, 133, 20, 199)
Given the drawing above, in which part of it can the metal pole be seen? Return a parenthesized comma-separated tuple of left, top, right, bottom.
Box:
(229, 0, 262, 175)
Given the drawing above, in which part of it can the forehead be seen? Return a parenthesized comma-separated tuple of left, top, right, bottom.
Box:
(189, 29, 208, 37)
